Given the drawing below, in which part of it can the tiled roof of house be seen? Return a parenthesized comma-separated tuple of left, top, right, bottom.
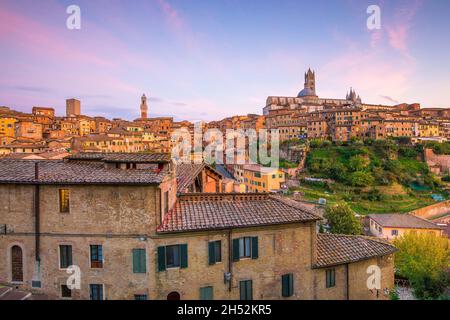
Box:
(315, 233, 397, 268)
(368, 214, 441, 230)
(66, 152, 171, 163)
(157, 193, 321, 233)
(176, 163, 223, 193)
(176, 163, 205, 192)
(0, 159, 166, 185)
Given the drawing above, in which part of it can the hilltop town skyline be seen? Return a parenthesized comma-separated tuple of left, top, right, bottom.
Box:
(3, 68, 449, 124)
(1, 0, 450, 121)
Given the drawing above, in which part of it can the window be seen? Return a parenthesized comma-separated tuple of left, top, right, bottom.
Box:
(281, 274, 294, 297)
(132, 248, 146, 273)
(391, 230, 399, 236)
(89, 284, 104, 300)
(61, 285, 72, 298)
(134, 294, 147, 300)
(239, 280, 253, 300)
(157, 244, 188, 271)
(90, 245, 103, 268)
(239, 237, 251, 258)
(59, 189, 70, 213)
(208, 240, 222, 265)
(232, 237, 258, 261)
(199, 286, 214, 300)
(59, 245, 72, 269)
(326, 269, 336, 288)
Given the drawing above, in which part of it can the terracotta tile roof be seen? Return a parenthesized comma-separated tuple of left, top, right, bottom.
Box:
(0, 159, 166, 185)
(176, 163, 224, 193)
(368, 214, 441, 230)
(157, 193, 321, 233)
(176, 163, 205, 192)
(315, 233, 397, 268)
(67, 152, 171, 163)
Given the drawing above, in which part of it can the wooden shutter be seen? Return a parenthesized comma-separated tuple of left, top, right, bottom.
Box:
(157, 246, 166, 272)
(133, 249, 146, 273)
(232, 239, 240, 261)
(200, 286, 213, 300)
(67, 246, 72, 266)
(282, 274, 289, 297)
(251, 237, 258, 259)
(282, 274, 294, 297)
(140, 249, 146, 273)
(180, 244, 188, 269)
(208, 242, 215, 265)
(247, 280, 253, 300)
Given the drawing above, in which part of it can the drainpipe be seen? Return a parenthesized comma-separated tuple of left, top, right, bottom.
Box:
(32, 162, 41, 288)
(227, 229, 232, 292)
(34, 162, 40, 262)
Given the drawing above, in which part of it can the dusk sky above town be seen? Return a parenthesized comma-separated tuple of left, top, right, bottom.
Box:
(0, 0, 449, 121)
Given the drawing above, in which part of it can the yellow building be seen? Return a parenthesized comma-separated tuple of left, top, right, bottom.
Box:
(0, 116, 17, 138)
(368, 214, 443, 240)
(419, 121, 440, 137)
(243, 164, 285, 193)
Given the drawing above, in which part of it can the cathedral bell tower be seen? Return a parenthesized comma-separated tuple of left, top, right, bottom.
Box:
(140, 94, 148, 119)
(304, 68, 316, 95)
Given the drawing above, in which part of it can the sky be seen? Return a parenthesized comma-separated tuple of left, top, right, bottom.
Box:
(0, 0, 449, 121)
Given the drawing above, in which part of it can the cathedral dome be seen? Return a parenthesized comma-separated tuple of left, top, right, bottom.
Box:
(297, 87, 316, 97)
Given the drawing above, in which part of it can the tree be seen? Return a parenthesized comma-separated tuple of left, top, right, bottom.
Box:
(349, 171, 374, 187)
(348, 155, 370, 172)
(324, 202, 362, 235)
(393, 232, 449, 299)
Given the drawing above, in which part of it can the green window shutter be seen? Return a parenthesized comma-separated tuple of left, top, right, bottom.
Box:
(251, 237, 258, 259)
(140, 249, 147, 273)
(248, 280, 253, 300)
(282, 274, 294, 297)
(157, 246, 166, 272)
(232, 239, 240, 262)
(208, 242, 215, 265)
(67, 246, 72, 266)
(200, 286, 213, 300)
(133, 249, 139, 273)
(240, 280, 252, 300)
(133, 249, 146, 273)
(289, 274, 294, 296)
(282, 274, 289, 297)
(180, 244, 188, 269)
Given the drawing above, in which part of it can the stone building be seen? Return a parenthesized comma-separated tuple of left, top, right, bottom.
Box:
(0, 153, 396, 300)
(66, 99, 81, 117)
(14, 121, 43, 140)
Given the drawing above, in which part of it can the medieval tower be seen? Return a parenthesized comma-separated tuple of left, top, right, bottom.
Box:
(304, 68, 316, 95)
(140, 94, 148, 119)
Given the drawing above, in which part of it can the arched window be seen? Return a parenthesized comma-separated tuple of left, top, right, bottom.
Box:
(11, 245, 23, 282)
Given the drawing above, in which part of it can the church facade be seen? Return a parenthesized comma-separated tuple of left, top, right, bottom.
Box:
(263, 69, 395, 115)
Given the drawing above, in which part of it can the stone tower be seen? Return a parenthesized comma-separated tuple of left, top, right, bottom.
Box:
(140, 94, 148, 119)
(304, 68, 316, 95)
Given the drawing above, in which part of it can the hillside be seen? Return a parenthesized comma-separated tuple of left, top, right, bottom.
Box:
(290, 139, 448, 214)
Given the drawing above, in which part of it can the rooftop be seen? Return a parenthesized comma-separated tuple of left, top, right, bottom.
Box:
(66, 152, 171, 163)
(0, 159, 167, 185)
(176, 163, 206, 192)
(315, 233, 397, 268)
(368, 214, 442, 230)
(157, 193, 320, 233)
